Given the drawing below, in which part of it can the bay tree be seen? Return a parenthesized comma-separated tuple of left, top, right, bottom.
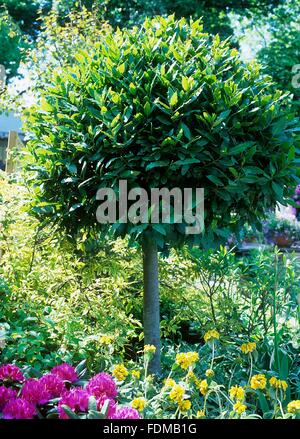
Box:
(25, 16, 299, 374)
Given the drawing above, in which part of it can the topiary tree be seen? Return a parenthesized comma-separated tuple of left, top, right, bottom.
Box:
(25, 16, 299, 374)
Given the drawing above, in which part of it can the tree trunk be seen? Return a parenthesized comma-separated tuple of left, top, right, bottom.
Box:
(142, 236, 161, 375)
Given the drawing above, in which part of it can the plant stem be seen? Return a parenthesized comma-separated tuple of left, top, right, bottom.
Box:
(247, 353, 253, 385)
(142, 236, 161, 375)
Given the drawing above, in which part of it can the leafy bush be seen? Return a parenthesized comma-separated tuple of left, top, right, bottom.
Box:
(25, 15, 298, 248)
(0, 177, 142, 370)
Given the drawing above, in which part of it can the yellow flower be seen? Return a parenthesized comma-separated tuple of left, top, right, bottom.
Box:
(176, 352, 199, 370)
(99, 335, 113, 345)
(204, 329, 220, 343)
(131, 370, 140, 379)
(240, 342, 256, 354)
(144, 345, 156, 354)
(287, 400, 300, 414)
(131, 398, 146, 412)
(169, 384, 185, 403)
(233, 401, 247, 414)
(164, 378, 176, 388)
(196, 410, 205, 418)
(279, 380, 288, 392)
(250, 374, 267, 390)
(178, 399, 191, 412)
(198, 379, 209, 396)
(269, 377, 288, 392)
(205, 369, 215, 378)
(112, 364, 128, 381)
(229, 385, 245, 401)
(187, 371, 196, 382)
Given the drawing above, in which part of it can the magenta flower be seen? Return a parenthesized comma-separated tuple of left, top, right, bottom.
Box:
(39, 374, 66, 398)
(97, 395, 117, 419)
(0, 364, 24, 383)
(86, 373, 117, 399)
(58, 388, 89, 419)
(0, 386, 18, 410)
(51, 363, 78, 382)
(111, 406, 140, 419)
(3, 398, 36, 419)
(21, 378, 50, 405)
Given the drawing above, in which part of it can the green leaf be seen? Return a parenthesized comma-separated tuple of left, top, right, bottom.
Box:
(181, 76, 189, 91)
(88, 396, 98, 412)
(152, 224, 167, 235)
(272, 181, 283, 199)
(100, 399, 110, 417)
(230, 141, 256, 155)
(174, 158, 200, 166)
(257, 391, 270, 415)
(117, 63, 125, 74)
(87, 410, 105, 419)
(145, 161, 169, 171)
(180, 122, 192, 140)
(61, 405, 79, 419)
(169, 91, 178, 107)
(129, 83, 136, 95)
(144, 102, 152, 117)
(207, 175, 223, 186)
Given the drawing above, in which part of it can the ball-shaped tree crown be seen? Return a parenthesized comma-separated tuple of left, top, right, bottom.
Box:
(26, 15, 299, 250)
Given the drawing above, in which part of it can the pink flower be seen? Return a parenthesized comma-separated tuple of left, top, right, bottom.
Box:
(97, 395, 117, 419)
(3, 398, 36, 419)
(0, 386, 18, 410)
(111, 406, 140, 419)
(39, 374, 66, 398)
(21, 378, 50, 405)
(0, 364, 24, 383)
(58, 388, 89, 419)
(51, 363, 78, 382)
(86, 373, 117, 399)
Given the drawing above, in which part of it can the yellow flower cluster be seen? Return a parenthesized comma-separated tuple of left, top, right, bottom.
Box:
(287, 400, 300, 414)
(229, 385, 245, 401)
(197, 379, 209, 396)
(112, 364, 128, 381)
(233, 401, 247, 414)
(205, 369, 215, 378)
(169, 384, 185, 403)
(167, 381, 191, 412)
(144, 345, 156, 354)
(250, 374, 267, 390)
(240, 342, 256, 354)
(131, 370, 141, 379)
(164, 378, 176, 388)
(99, 335, 113, 345)
(178, 399, 191, 412)
(204, 329, 220, 343)
(196, 410, 205, 418)
(131, 398, 146, 412)
(269, 377, 288, 392)
(187, 372, 210, 396)
(176, 352, 199, 370)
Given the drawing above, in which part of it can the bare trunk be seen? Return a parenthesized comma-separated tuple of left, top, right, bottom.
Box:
(142, 237, 161, 375)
